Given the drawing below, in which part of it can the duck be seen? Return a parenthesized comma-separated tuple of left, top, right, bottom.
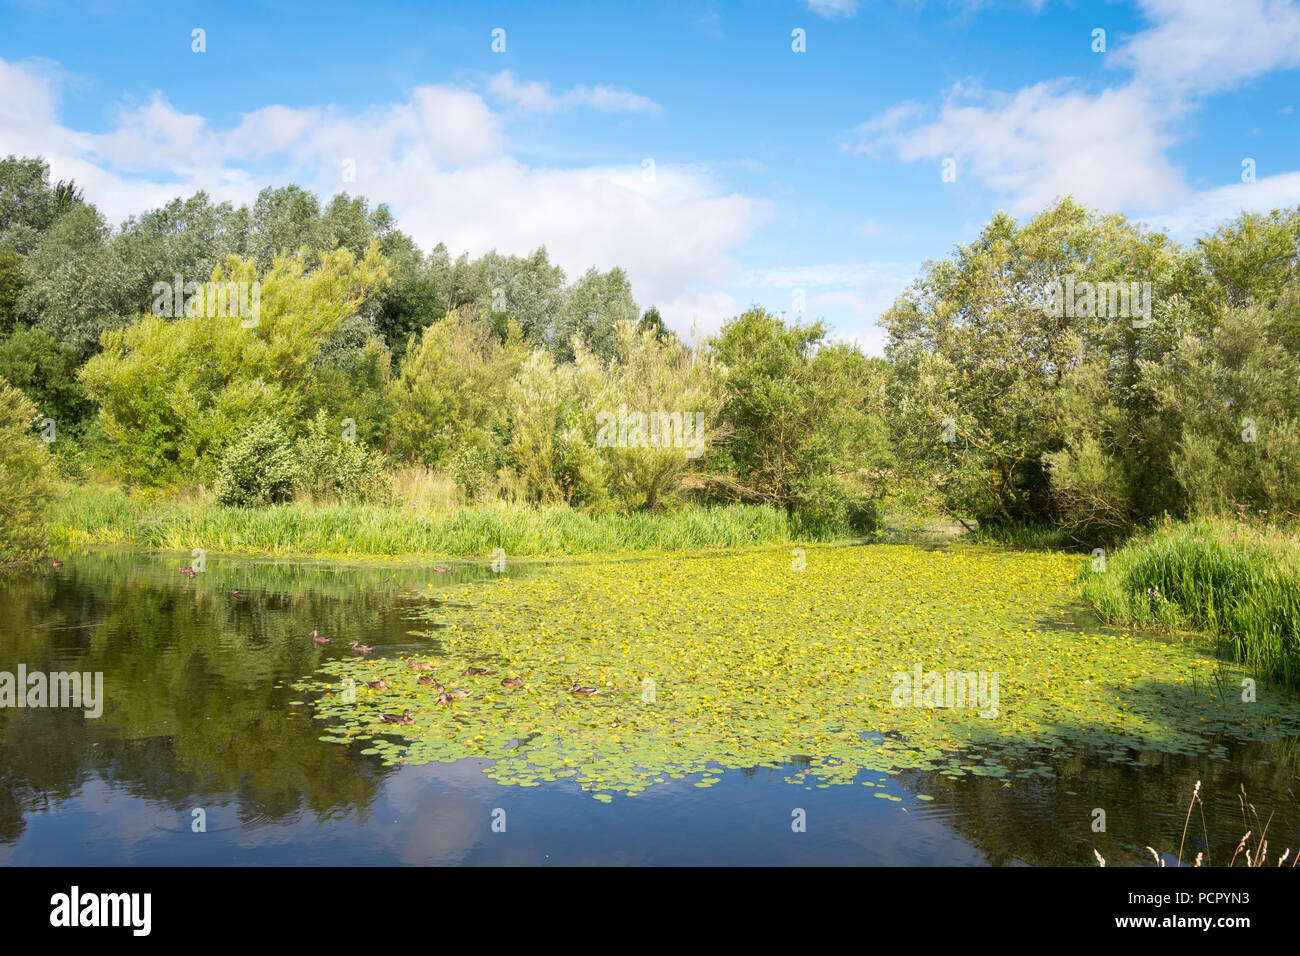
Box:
(500, 677, 524, 689)
(232, 590, 246, 600)
(417, 675, 443, 691)
(310, 630, 331, 646)
(50, 560, 64, 569)
(433, 566, 453, 574)
(408, 661, 438, 672)
(434, 693, 451, 707)
(349, 640, 373, 655)
(448, 688, 470, 699)
(379, 710, 415, 726)
(364, 679, 389, 690)
(462, 666, 490, 677)
(569, 684, 600, 697)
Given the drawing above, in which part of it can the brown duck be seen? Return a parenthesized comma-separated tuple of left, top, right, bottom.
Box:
(448, 688, 470, 699)
(50, 560, 64, 569)
(364, 679, 389, 690)
(462, 666, 490, 677)
(349, 640, 373, 655)
(417, 675, 444, 691)
(379, 710, 415, 726)
(310, 630, 331, 646)
(500, 677, 524, 689)
(408, 661, 438, 672)
(570, 684, 600, 697)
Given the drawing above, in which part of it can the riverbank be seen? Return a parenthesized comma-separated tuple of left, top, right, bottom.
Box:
(49, 484, 816, 559)
(1082, 518, 1300, 690)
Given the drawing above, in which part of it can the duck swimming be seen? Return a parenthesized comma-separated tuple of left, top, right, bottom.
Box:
(462, 666, 490, 677)
(364, 679, 389, 690)
(310, 630, 331, 645)
(380, 710, 415, 726)
(349, 640, 373, 655)
(570, 684, 600, 697)
(500, 677, 524, 689)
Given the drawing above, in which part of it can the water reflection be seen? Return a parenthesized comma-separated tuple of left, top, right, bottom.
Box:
(0, 548, 1295, 865)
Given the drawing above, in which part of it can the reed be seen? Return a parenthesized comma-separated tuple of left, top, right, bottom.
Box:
(1082, 517, 1300, 689)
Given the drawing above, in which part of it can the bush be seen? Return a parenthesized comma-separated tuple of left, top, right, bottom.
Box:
(788, 475, 879, 539)
(295, 411, 394, 505)
(213, 420, 303, 507)
(0, 380, 57, 563)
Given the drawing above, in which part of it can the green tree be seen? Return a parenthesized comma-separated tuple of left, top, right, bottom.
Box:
(0, 380, 57, 564)
(0, 246, 24, 332)
(553, 265, 638, 362)
(79, 247, 389, 484)
(706, 308, 885, 523)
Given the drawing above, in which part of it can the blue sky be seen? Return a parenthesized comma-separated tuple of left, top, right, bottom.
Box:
(2, 0, 1299, 352)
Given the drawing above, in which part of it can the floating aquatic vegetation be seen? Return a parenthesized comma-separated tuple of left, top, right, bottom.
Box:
(295, 544, 1300, 800)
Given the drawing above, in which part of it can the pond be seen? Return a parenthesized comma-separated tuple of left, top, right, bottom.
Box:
(1, 544, 1297, 866)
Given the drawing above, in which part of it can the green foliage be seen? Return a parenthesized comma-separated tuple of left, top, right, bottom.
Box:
(707, 307, 886, 521)
(80, 247, 388, 484)
(213, 419, 303, 507)
(0, 324, 93, 438)
(50, 484, 802, 556)
(390, 308, 525, 470)
(884, 197, 1199, 532)
(1083, 519, 1300, 689)
(0, 380, 57, 563)
(0, 155, 85, 254)
(20, 203, 132, 355)
(551, 265, 638, 362)
(0, 246, 24, 332)
(295, 411, 394, 505)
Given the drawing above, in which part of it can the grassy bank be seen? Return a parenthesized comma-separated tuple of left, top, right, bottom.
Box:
(49, 484, 819, 558)
(1082, 518, 1300, 689)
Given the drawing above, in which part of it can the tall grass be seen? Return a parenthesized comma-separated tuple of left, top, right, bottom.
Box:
(1082, 518, 1300, 689)
(49, 484, 816, 558)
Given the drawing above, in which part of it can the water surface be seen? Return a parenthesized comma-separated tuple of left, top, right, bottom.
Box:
(1, 547, 1296, 866)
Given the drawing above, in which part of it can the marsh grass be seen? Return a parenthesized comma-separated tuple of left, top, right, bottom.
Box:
(1082, 518, 1300, 690)
(1095, 782, 1297, 867)
(50, 483, 809, 557)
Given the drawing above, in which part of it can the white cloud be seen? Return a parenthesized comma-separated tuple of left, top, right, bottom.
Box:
(1141, 170, 1300, 239)
(1118, 0, 1300, 99)
(486, 70, 661, 115)
(0, 59, 757, 337)
(800, 0, 860, 18)
(846, 0, 1300, 217)
(846, 80, 1187, 214)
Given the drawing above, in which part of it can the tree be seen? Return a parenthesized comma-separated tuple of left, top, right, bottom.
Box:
(79, 247, 389, 484)
(553, 266, 638, 362)
(0, 380, 57, 564)
(0, 246, 24, 332)
(390, 308, 525, 468)
(0, 155, 84, 254)
(883, 197, 1195, 531)
(0, 325, 94, 439)
(19, 203, 131, 355)
(706, 308, 885, 521)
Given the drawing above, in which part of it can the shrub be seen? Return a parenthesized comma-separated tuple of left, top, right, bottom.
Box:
(295, 411, 394, 505)
(213, 420, 303, 507)
(0, 380, 57, 563)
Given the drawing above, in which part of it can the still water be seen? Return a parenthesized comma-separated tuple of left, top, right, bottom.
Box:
(1, 548, 1296, 865)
